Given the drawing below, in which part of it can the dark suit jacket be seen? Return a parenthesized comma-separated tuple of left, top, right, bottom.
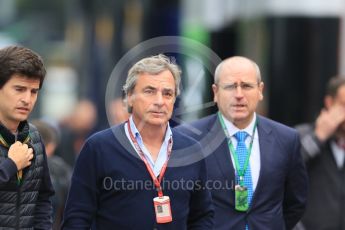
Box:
(296, 123, 345, 230)
(175, 114, 308, 230)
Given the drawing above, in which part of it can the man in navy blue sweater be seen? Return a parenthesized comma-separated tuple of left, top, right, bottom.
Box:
(62, 54, 214, 229)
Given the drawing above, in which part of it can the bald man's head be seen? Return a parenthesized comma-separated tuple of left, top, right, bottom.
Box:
(214, 56, 261, 84)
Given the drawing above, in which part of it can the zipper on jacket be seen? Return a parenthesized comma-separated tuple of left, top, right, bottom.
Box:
(15, 176, 23, 229)
(15, 134, 20, 230)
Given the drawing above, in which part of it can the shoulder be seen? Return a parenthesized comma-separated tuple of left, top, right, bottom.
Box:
(258, 115, 297, 135)
(75, 125, 127, 166)
(174, 114, 217, 139)
(258, 116, 300, 149)
(28, 122, 41, 143)
(178, 114, 217, 129)
(172, 128, 200, 147)
(86, 124, 124, 145)
(28, 122, 45, 155)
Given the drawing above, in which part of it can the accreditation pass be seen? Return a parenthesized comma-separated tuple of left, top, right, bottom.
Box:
(153, 196, 172, 223)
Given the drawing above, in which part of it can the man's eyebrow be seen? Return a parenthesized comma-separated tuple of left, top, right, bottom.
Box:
(143, 85, 156, 90)
(142, 85, 174, 91)
(13, 84, 26, 88)
(13, 84, 40, 91)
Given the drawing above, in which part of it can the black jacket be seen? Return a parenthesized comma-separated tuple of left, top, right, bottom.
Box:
(296, 123, 345, 230)
(0, 121, 54, 229)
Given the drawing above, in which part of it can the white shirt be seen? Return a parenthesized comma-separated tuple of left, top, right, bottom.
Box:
(221, 113, 261, 191)
(125, 116, 172, 177)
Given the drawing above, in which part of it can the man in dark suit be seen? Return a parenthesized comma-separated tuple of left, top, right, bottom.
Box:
(176, 56, 308, 230)
(295, 76, 345, 230)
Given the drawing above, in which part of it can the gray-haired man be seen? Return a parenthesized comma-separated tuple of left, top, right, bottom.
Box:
(62, 54, 214, 229)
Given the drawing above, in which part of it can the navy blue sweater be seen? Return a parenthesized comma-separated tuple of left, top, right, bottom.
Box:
(62, 124, 214, 229)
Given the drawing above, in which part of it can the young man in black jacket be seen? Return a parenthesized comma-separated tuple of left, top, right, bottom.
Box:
(0, 45, 54, 229)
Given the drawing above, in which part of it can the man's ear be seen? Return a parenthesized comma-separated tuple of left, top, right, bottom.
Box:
(259, 82, 264, 100)
(212, 84, 218, 103)
(127, 92, 133, 107)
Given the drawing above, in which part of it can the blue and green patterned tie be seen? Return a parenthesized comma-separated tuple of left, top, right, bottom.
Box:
(235, 131, 253, 230)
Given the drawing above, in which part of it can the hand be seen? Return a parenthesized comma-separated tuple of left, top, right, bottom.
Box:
(315, 105, 345, 142)
(8, 141, 34, 171)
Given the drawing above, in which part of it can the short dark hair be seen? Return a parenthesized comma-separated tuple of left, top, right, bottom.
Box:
(326, 76, 345, 98)
(0, 45, 46, 89)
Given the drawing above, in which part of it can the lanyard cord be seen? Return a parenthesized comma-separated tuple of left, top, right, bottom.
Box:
(0, 134, 30, 186)
(127, 120, 173, 197)
(217, 112, 257, 185)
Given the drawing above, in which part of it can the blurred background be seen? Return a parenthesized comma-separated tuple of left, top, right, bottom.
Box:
(2, 1, 344, 227)
(1, 0, 345, 130)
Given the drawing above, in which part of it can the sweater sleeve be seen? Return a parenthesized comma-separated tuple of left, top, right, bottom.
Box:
(61, 140, 98, 229)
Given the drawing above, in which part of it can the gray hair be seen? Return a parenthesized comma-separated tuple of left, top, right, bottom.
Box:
(214, 56, 261, 84)
(123, 54, 181, 113)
